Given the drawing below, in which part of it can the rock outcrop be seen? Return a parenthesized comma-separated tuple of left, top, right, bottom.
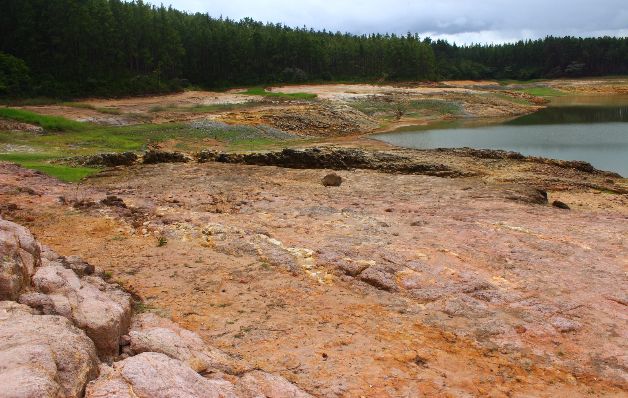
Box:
(128, 313, 247, 375)
(85, 352, 238, 398)
(30, 265, 132, 361)
(0, 219, 41, 300)
(0, 301, 100, 398)
(198, 147, 474, 178)
(143, 150, 190, 164)
(235, 371, 314, 398)
(62, 152, 138, 168)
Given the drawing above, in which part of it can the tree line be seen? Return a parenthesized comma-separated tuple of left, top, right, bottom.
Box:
(1, 0, 627, 98)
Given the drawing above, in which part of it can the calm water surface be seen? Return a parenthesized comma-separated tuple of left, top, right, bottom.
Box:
(373, 96, 628, 176)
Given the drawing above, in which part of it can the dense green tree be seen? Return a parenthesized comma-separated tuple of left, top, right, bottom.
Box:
(0, 52, 31, 96)
(0, 0, 626, 98)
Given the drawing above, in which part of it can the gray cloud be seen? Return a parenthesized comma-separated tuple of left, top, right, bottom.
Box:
(147, 0, 628, 44)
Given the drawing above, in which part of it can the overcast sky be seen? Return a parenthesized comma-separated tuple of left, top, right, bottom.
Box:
(145, 0, 628, 45)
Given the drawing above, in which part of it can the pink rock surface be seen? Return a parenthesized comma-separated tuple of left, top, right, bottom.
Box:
(235, 371, 314, 398)
(130, 313, 247, 374)
(0, 301, 99, 398)
(85, 352, 238, 398)
(0, 218, 41, 300)
(31, 265, 132, 361)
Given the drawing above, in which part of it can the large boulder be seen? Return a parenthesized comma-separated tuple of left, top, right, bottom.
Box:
(0, 219, 41, 300)
(30, 265, 132, 361)
(85, 352, 238, 398)
(0, 301, 99, 398)
(129, 313, 247, 375)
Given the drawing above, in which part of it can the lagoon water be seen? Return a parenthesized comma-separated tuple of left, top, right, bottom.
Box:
(373, 97, 628, 176)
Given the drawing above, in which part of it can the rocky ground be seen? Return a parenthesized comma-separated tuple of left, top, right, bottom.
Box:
(1, 78, 627, 397)
(0, 209, 313, 397)
(1, 142, 626, 397)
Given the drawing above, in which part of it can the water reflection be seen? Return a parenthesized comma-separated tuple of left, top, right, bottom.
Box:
(372, 98, 628, 176)
(506, 105, 628, 125)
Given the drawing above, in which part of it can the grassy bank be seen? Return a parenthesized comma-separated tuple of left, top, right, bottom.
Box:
(0, 108, 88, 131)
(242, 87, 317, 100)
(0, 153, 100, 181)
(0, 110, 302, 181)
(516, 87, 566, 97)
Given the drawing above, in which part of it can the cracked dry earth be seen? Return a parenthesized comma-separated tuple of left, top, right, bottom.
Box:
(2, 162, 627, 397)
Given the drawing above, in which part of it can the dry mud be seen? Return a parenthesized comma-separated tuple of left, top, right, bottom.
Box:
(1, 147, 626, 397)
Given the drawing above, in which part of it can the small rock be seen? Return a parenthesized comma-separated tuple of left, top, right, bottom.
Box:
(322, 173, 342, 187)
(335, 259, 372, 277)
(39, 245, 62, 262)
(552, 200, 570, 210)
(64, 255, 96, 276)
(18, 292, 57, 315)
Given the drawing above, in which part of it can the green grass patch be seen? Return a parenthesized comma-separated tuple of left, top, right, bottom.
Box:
(0, 115, 302, 180)
(0, 107, 89, 131)
(493, 92, 534, 106)
(498, 79, 545, 86)
(516, 87, 565, 97)
(242, 87, 317, 100)
(0, 123, 193, 181)
(0, 153, 99, 182)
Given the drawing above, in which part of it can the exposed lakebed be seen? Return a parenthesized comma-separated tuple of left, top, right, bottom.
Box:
(373, 96, 628, 176)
